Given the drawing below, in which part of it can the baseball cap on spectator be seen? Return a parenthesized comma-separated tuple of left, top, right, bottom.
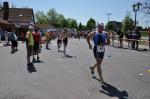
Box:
(29, 25, 34, 29)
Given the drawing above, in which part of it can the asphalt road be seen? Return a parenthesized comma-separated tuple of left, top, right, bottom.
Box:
(0, 39, 150, 99)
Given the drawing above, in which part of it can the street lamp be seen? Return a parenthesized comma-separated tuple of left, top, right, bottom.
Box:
(132, 2, 142, 27)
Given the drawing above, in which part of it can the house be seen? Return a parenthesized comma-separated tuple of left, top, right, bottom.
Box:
(0, 8, 35, 39)
(0, 19, 15, 28)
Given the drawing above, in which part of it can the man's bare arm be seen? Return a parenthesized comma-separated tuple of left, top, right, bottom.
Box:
(86, 32, 95, 49)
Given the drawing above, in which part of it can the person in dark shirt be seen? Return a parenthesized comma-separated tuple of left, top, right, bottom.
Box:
(148, 27, 150, 51)
(132, 28, 141, 50)
(117, 28, 124, 48)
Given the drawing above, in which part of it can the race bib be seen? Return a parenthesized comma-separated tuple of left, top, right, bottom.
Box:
(97, 45, 105, 53)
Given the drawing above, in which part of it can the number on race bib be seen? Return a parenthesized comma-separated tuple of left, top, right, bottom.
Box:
(97, 46, 105, 53)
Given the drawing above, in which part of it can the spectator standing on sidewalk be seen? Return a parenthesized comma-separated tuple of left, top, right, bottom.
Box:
(132, 28, 141, 50)
(0, 32, 1, 43)
(117, 28, 124, 48)
(148, 27, 150, 51)
(4, 30, 9, 46)
(109, 30, 115, 46)
(125, 30, 132, 49)
(20, 32, 25, 43)
(0, 28, 2, 43)
(45, 31, 50, 49)
(10, 28, 18, 53)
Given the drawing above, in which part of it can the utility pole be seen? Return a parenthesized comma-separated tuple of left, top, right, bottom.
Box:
(132, 2, 142, 27)
(106, 13, 112, 22)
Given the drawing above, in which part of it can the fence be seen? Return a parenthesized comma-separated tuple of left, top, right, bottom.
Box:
(110, 35, 150, 51)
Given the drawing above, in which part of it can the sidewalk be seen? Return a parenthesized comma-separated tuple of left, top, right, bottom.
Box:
(0, 41, 11, 47)
(113, 40, 150, 51)
(0, 42, 4, 47)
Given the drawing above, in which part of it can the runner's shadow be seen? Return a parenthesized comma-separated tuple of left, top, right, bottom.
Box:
(58, 50, 64, 53)
(99, 83, 128, 99)
(27, 64, 37, 73)
(10, 49, 18, 54)
(112, 46, 128, 49)
(32, 60, 44, 63)
(137, 48, 148, 51)
(122, 47, 128, 49)
(46, 48, 52, 50)
(92, 76, 101, 82)
(65, 54, 77, 58)
(61, 54, 77, 58)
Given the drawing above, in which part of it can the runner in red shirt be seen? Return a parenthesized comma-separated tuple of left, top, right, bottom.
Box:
(32, 29, 42, 62)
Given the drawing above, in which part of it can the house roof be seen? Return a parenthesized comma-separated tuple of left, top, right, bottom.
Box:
(0, 19, 15, 28)
(0, 8, 34, 23)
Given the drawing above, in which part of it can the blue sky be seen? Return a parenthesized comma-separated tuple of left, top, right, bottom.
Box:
(4, 0, 150, 27)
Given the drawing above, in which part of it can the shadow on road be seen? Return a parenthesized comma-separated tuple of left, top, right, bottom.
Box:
(32, 60, 44, 63)
(46, 48, 52, 50)
(92, 76, 128, 99)
(112, 46, 128, 49)
(92, 76, 101, 82)
(27, 64, 37, 73)
(10, 49, 18, 54)
(58, 50, 64, 52)
(99, 83, 128, 99)
(61, 54, 77, 59)
(137, 48, 148, 51)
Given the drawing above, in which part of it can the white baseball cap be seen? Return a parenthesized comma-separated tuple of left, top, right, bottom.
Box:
(29, 26, 34, 29)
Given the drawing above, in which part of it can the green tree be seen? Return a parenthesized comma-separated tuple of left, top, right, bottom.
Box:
(105, 21, 122, 31)
(105, 21, 115, 31)
(62, 19, 68, 28)
(122, 13, 134, 33)
(47, 8, 59, 27)
(67, 18, 78, 29)
(86, 18, 96, 31)
(78, 22, 84, 31)
(71, 20, 78, 29)
(35, 8, 95, 30)
(35, 10, 48, 24)
(56, 14, 67, 28)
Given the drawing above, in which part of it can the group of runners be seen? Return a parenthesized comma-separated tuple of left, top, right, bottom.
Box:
(24, 23, 112, 85)
(1, 18, 149, 86)
(20, 23, 150, 85)
(26, 26, 69, 67)
(9, 22, 150, 86)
